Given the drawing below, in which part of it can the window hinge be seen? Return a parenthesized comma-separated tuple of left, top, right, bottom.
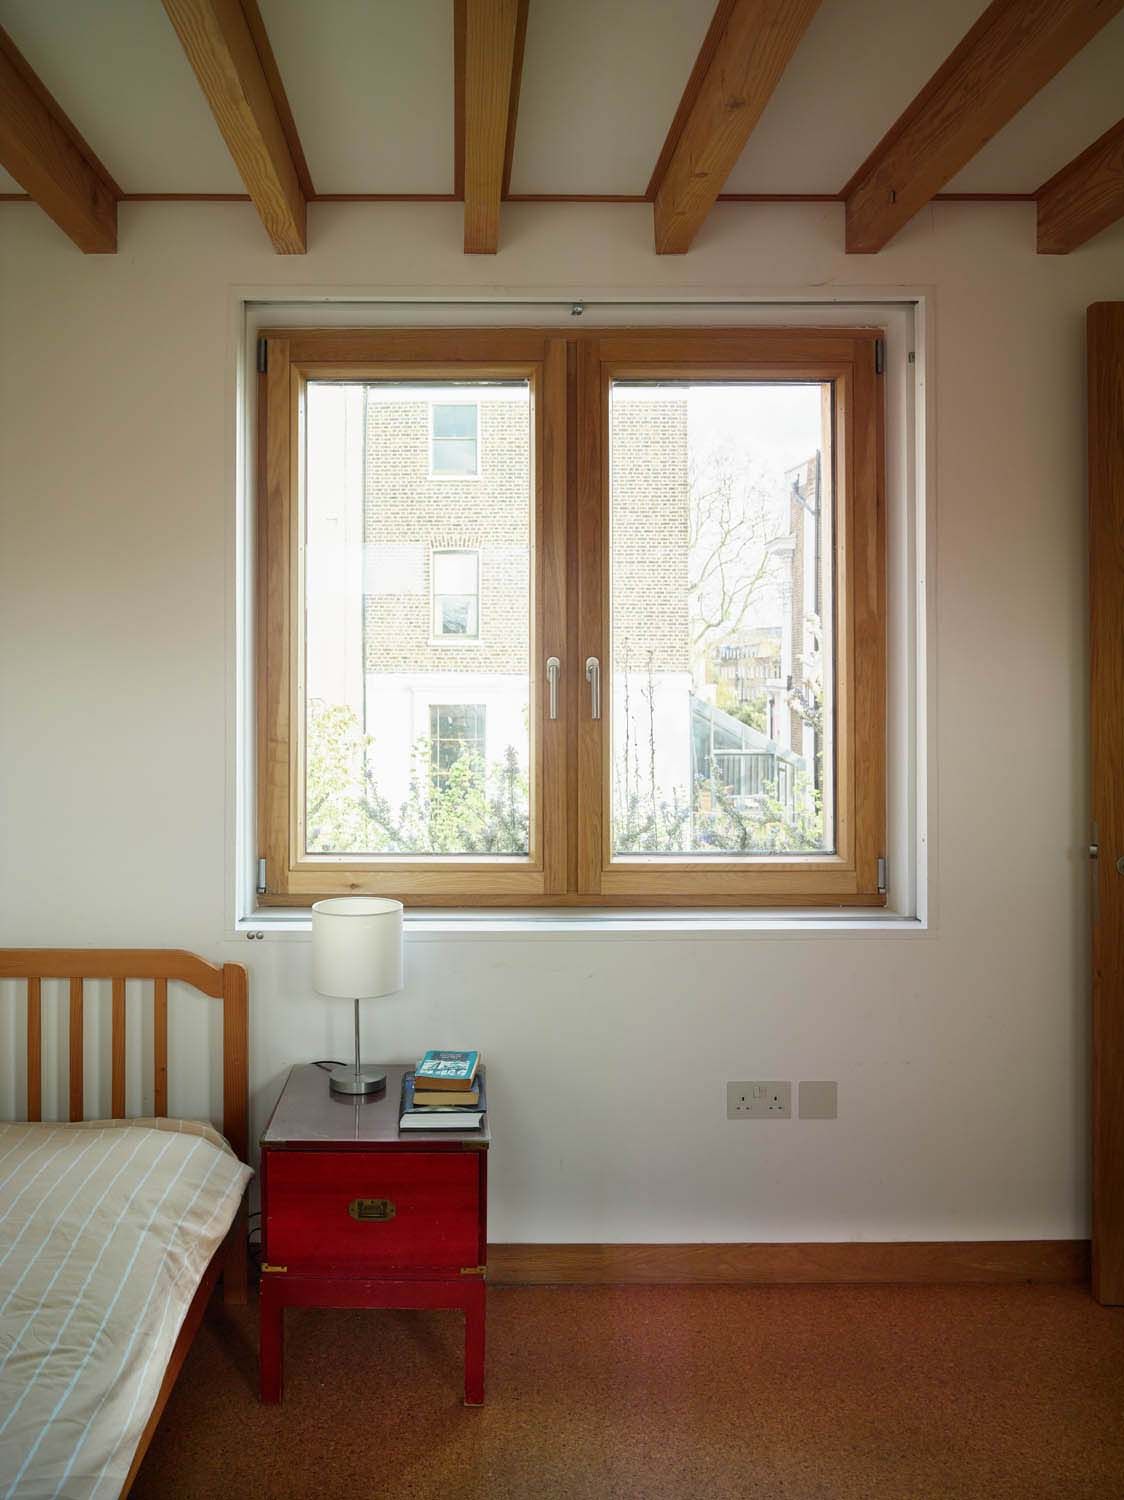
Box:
(256, 857, 267, 895)
(459, 1265, 487, 1277)
(877, 856, 887, 894)
(256, 336, 268, 374)
(874, 338, 886, 375)
(260, 1262, 287, 1274)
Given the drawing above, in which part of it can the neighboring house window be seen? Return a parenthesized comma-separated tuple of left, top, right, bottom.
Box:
(430, 705, 486, 788)
(430, 402, 479, 476)
(432, 549, 480, 639)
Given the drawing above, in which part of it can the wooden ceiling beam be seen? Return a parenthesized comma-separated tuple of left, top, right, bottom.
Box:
(161, 0, 306, 253)
(651, 0, 822, 255)
(0, 25, 118, 253)
(462, 0, 524, 253)
(843, 0, 1124, 255)
(1037, 117, 1124, 253)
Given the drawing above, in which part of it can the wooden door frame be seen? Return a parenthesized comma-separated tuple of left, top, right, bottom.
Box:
(1089, 301, 1124, 1304)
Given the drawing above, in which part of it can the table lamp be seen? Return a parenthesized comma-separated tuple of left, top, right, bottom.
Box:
(311, 896, 404, 1096)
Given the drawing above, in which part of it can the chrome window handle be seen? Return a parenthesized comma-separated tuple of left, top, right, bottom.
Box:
(585, 656, 601, 720)
(546, 657, 560, 720)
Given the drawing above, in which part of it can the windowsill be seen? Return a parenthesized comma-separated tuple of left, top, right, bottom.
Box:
(233, 906, 926, 940)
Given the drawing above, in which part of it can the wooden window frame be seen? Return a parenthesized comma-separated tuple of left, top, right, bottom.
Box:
(576, 329, 886, 906)
(258, 330, 568, 906)
(257, 327, 885, 909)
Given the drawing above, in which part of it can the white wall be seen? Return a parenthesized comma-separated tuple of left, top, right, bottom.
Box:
(1, 198, 1118, 1243)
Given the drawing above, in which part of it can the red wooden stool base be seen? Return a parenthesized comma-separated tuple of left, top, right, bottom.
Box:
(259, 1275, 486, 1406)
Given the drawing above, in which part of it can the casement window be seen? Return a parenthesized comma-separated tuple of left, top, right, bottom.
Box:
(432, 549, 480, 639)
(430, 401, 479, 477)
(257, 328, 884, 906)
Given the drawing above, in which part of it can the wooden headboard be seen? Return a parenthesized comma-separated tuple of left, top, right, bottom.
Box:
(0, 949, 248, 1164)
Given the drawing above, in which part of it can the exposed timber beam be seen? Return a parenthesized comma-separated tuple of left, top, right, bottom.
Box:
(0, 24, 118, 253)
(1037, 118, 1124, 253)
(461, 0, 524, 253)
(161, 0, 307, 253)
(650, 0, 822, 255)
(843, 0, 1124, 254)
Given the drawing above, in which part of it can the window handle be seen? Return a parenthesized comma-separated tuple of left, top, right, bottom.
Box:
(546, 657, 561, 720)
(585, 656, 601, 721)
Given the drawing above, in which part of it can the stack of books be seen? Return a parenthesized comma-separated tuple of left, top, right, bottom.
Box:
(399, 1050, 486, 1131)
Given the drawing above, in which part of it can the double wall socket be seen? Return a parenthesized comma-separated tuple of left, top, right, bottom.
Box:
(727, 1081, 791, 1119)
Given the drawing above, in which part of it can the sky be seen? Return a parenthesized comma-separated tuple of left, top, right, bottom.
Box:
(612, 381, 827, 480)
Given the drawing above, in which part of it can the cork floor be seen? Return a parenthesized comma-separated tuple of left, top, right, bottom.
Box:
(133, 1283, 1124, 1500)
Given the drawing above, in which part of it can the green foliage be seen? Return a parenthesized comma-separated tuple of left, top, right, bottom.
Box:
(723, 696, 767, 734)
(613, 770, 824, 856)
(305, 701, 529, 855)
(610, 657, 824, 855)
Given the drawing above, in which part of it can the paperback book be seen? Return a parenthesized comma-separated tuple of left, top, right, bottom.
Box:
(415, 1049, 480, 1089)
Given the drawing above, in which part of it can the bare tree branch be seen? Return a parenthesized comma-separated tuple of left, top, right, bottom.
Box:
(688, 450, 786, 659)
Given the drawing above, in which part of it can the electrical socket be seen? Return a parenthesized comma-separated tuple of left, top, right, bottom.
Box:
(726, 1081, 792, 1119)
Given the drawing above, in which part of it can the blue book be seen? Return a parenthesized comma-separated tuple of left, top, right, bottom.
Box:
(415, 1049, 479, 1087)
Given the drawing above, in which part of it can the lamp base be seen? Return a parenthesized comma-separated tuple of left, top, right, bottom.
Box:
(328, 1065, 387, 1096)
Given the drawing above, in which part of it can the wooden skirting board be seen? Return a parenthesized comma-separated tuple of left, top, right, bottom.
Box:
(487, 1241, 1090, 1286)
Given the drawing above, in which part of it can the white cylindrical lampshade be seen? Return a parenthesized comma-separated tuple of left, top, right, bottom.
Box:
(311, 897, 404, 998)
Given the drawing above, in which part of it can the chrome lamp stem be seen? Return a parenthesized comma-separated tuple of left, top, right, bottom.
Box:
(327, 999, 387, 1096)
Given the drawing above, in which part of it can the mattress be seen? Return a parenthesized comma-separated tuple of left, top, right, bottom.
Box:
(0, 1119, 251, 1500)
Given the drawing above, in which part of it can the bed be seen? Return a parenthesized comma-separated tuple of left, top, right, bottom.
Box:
(0, 949, 252, 1500)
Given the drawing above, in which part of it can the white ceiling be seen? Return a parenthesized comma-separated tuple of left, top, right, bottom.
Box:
(0, 0, 1120, 201)
(945, 7, 1124, 192)
(259, 0, 454, 195)
(509, 0, 715, 196)
(724, 0, 990, 195)
(0, 0, 242, 194)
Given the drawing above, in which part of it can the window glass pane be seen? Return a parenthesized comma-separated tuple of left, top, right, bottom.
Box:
(304, 381, 531, 856)
(432, 438, 479, 475)
(433, 550, 478, 594)
(436, 595, 478, 637)
(433, 403, 478, 440)
(609, 381, 834, 857)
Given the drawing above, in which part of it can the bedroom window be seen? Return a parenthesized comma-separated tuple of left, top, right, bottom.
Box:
(256, 327, 884, 906)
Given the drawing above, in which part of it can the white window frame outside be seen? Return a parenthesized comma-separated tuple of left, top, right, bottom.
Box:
(429, 400, 481, 479)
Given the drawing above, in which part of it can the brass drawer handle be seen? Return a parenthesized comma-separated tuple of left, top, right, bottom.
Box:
(348, 1197, 396, 1222)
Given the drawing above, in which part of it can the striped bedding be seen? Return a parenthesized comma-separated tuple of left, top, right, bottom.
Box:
(0, 1119, 251, 1500)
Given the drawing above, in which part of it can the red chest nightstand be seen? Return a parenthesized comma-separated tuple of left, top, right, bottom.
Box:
(258, 1063, 489, 1406)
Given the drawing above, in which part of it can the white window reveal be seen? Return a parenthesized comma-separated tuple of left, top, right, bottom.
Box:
(432, 548, 480, 639)
(430, 402, 480, 477)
